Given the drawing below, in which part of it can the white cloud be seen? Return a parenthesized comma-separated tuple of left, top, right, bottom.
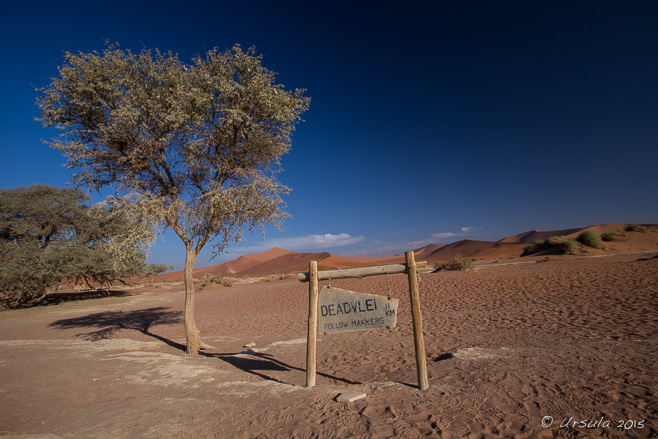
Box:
(432, 232, 459, 240)
(276, 233, 366, 250)
(363, 239, 432, 256)
(432, 227, 478, 242)
(226, 233, 365, 255)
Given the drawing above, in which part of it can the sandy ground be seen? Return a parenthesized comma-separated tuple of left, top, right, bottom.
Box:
(0, 252, 657, 438)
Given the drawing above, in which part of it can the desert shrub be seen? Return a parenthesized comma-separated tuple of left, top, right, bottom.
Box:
(577, 230, 604, 250)
(561, 238, 578, 254)
(434, 255, 473, 271)
(522, 235, 576, 256)
(625, 224, 647, 233)
(199, 274, 232, 290)
(264, 272, 296, 281)
(547, 236, 561, 246)
(601, 230, 623, 242)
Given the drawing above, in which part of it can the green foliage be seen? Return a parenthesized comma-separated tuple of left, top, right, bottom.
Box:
(144, 263, 174, 277)
(522, 235, 577, 255)
(434, 255, 473, 271)
(601, 230, 623, 242)
(37, 43, 310, 351)
(199, 274, 232, 290)
(561, 238, 578, 254)
(546, 236, 561, 246)
(37, 43, 310, 259)
(0, 185, 159, 308)
(625, 224, 647, 232)
(577, 230, 604, 250)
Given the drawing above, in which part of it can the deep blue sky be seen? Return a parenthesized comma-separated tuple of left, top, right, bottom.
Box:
(1, 1, 657, 270)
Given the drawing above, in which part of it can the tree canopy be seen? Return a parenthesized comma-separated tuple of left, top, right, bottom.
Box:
(0, 185, 167, 308)
(37, 43, 310, 353)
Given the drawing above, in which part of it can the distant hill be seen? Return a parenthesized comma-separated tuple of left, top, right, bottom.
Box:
(162, 223, 656, 279)
(497, 228, 583, 244)
(416, 239, 524, 260)
(497, 224, 637, 243)
(195, 247, 296, 277)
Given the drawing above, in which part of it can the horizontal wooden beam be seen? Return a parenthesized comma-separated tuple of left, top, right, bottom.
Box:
(298, 261, 427, 283)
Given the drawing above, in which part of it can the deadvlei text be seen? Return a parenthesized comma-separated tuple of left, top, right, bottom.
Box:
(318, 286, 398, 334)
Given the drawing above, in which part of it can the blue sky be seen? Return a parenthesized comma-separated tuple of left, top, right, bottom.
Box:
(1, 1, 657, 270)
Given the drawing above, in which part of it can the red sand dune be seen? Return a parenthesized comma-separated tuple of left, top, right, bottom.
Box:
(238, 252, 333, 277)
(413, 243, 446, 259)
(198, 247, 295, 277)
(414, 239, 524, 260)
(317, 255, 405, 271)
(161, 223, 657, 280)
(497, 227, 584, 243)
(562, 223, 628, 237)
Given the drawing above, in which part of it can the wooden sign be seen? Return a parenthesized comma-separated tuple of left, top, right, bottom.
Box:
(303, 252, 429, 390)
(318, 286, 399, 334)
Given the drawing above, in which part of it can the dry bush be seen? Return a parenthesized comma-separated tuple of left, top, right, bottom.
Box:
(434, 255, 473, 271)
(199, 274, 232, 290)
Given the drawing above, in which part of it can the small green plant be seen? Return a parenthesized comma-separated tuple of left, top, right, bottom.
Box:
(625, 224, 647, 233)
(601, 230, 623, 242)
(434, 255, 473, 271)
(561, 238, 578, 254)
(522, 235, 575, 256)
(547, 236, 561, 246)
(577, 230, 604, 250)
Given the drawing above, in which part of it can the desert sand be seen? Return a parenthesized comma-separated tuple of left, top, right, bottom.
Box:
(1, 246, 657, 438)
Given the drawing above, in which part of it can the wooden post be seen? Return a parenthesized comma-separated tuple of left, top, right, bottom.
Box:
(406, 251, 429, 391)
(306, 261, 319, 387)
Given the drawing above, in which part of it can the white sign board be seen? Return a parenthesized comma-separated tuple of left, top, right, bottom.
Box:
(318, 286, 399, 334)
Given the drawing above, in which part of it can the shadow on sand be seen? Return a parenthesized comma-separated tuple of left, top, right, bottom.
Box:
(49, 307, 359, 386)
(49, 307, 185, 349)
(204, 349, 360, 386)
(25, 289, 131, 308)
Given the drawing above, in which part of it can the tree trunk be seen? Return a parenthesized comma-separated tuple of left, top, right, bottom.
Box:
(183, 246, 201, 355)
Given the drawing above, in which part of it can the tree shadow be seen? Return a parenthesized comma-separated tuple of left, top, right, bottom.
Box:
(48, 307, 185, 350)
(203, 349, 361, 386)
(35, 290, 130, 307)
(49, 307, 360, 386)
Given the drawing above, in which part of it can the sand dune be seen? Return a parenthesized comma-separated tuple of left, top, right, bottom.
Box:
(170, 223, 658, 280)
(318, 255, 406, 271)
(413, 243, 446, 258)
(414, 239, 524, 260)
(199, 247, 295, 277)
(237, 251, 333, 277)
(498, 227, 584, 243)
